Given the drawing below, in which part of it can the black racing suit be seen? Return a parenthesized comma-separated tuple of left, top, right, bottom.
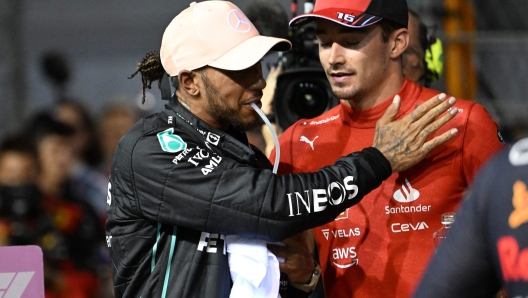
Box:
(106, 99, 392, 298)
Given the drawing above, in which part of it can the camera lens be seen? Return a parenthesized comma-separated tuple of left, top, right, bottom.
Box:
(290, 82, 329, 119)
(273, 68, 339, 131)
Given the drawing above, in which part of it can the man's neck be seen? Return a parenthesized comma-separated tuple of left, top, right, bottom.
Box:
(175, 90, 229, 132)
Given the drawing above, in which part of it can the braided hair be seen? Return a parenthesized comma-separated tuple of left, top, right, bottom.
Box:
(128, 51, 166, 103)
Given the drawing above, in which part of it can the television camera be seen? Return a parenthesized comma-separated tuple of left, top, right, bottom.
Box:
(272, 0, 339, 131)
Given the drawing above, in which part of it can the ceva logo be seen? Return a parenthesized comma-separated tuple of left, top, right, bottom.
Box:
(0, 272, 35, 298)
(391, 222, 429, 233)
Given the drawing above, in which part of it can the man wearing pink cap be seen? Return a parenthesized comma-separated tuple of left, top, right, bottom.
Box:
(271, 0, 505, 297)
(106, 1, 461, 297)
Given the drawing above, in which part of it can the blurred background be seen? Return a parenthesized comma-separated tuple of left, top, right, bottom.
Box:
(0, 0, 527, 297)
(1, 0, 528, 140)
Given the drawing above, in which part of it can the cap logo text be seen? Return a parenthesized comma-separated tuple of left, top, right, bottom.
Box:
(337, 12, 355, 23)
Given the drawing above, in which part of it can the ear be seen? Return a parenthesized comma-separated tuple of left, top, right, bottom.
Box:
(390, 28, 409, 59)
(178, 70, 201, 97)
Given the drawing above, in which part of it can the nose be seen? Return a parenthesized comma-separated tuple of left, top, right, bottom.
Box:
(327, 43, 346, 66)
(249, 63, 266, 90)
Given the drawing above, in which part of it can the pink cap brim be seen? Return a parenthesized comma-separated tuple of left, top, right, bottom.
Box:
(208, 35, 291, 71)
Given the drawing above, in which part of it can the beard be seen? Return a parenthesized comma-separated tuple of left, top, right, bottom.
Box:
(331, 82, 362, 100)
(325, 65, 362, 100)
(201, 72, 263, 131)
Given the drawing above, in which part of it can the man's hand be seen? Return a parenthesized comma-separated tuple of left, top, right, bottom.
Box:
(373, 93, 459, 172)
(267, 233, 314, 284)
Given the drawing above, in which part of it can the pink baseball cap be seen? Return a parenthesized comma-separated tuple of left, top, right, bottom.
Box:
(289, 0, 408, 29)
(160, 1, 292, 77)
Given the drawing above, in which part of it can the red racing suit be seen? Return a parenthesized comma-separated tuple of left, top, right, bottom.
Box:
(272, 79, 505, 298)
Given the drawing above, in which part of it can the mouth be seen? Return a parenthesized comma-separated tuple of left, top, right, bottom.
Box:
(329, 72, 355, 83)
(247, 100, 262, 109)
(244, 96, 263, 109)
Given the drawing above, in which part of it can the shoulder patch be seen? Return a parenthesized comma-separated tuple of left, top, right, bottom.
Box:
(157, 128, 187, 153)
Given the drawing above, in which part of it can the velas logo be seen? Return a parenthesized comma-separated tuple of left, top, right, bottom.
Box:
(227, 10, 252, 32)
(322, 228, 361, 240)
(157, 128, 187, 153)
(322, 229, 330, 240)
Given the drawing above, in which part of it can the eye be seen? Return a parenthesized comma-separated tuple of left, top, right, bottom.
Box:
(345, 41, 360, 48)
(318, 40, 332, 48)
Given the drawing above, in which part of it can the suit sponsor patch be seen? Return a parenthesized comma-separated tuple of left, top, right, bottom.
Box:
(158, 128, 187, 153)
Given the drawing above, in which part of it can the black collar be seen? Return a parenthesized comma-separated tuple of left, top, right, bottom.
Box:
(163, 98, 260, 166)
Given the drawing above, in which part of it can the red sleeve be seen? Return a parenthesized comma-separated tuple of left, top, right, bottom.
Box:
(271, 124, 297, 175)
(461, 103, 505, 185)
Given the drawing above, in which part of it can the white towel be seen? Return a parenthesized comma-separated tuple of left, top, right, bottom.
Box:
(226, 235, 281, 298)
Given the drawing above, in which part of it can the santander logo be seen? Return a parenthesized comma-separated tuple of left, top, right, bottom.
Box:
(393, 178, 420, 203)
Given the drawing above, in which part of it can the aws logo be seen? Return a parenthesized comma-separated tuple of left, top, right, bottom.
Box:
(331, 246, 358, 269)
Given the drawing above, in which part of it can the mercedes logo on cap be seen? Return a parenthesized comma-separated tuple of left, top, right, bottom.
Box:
(227, 10, 252, 33)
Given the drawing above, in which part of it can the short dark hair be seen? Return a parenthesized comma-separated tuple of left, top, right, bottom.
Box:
(379, 19, 406, 43)
(26, 112, 75, 144)
(0, 134, 37, 158)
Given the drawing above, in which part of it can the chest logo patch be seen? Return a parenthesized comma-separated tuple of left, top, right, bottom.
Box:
(300, 135, 319, 150)
(157, 128, 187, 153)
(393, 178, 420, 203)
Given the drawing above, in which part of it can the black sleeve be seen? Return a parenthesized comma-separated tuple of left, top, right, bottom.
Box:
(286, 285, 312, 298)
(413, 157, 502, 298)
(112, 131, 391, 242)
